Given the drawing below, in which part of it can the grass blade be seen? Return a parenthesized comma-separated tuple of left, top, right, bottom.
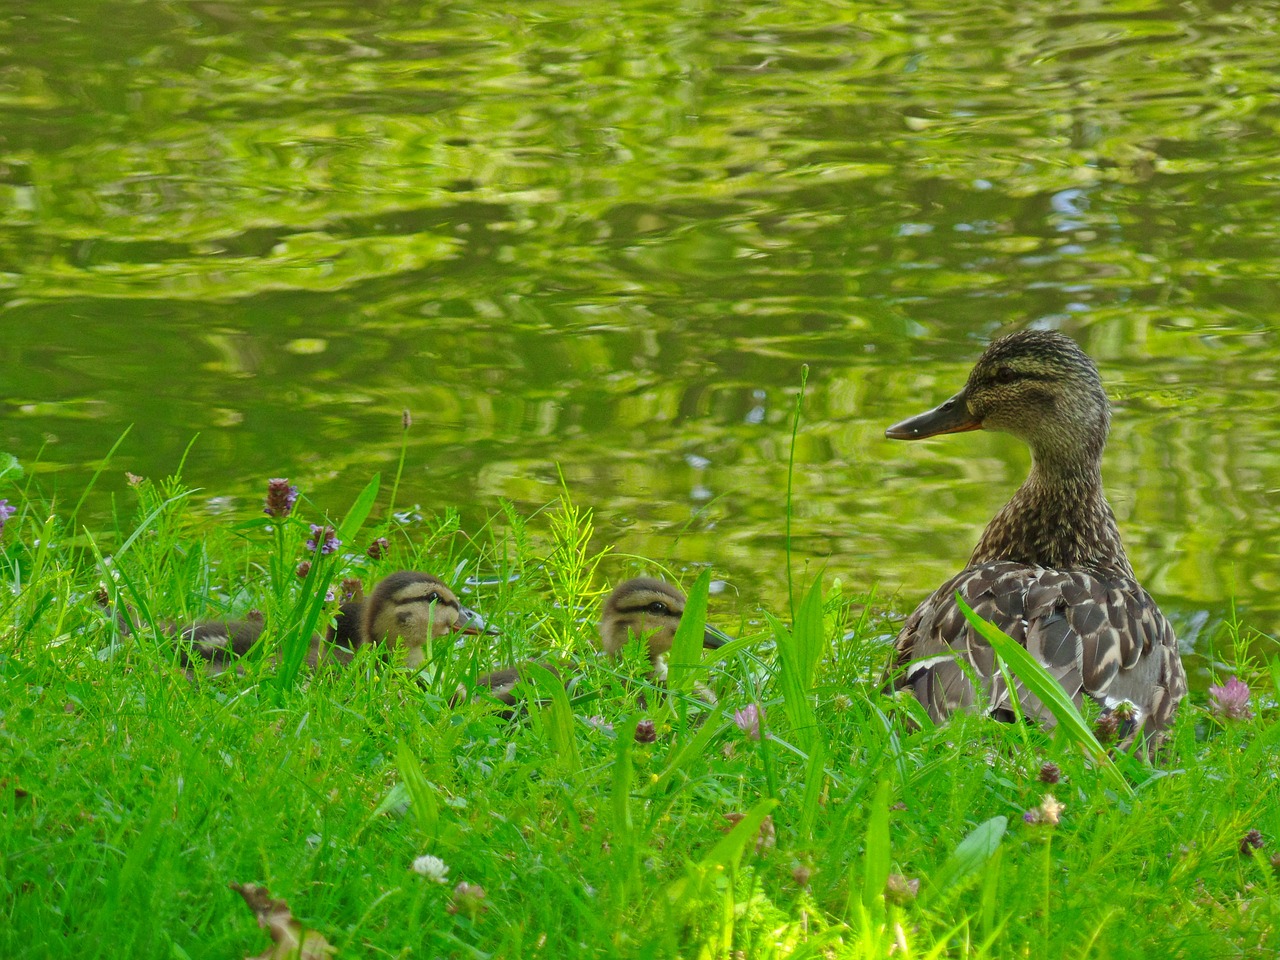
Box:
(275, 556, 336, 693)
(862, 777, 892, 918)
(612, 717, 637, 838)
(767, 578, 825, 753)
(68, 427, 132, 531)
(797, 739, 826, 844)
(926, 815, 1008, 904)
(396, 741, 440, 842)
(695, 797, 778, 877)
(667, 569, 711, 695)
(784, 365, 809, 616)
(338, 473, 381, 544)
(792, 576, 825, 690)
(526, 662, 580, 773)
(643, 715, 731, 798)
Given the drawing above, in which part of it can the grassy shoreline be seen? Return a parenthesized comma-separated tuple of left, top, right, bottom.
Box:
(1, 468, 1277, 959)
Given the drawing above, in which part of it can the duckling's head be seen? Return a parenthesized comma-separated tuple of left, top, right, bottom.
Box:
(600, 577, 730, 661)
(362, 572, 483, 668)
(886, 330, 1109, 470)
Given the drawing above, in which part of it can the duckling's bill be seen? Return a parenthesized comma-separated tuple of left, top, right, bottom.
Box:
(885, 392, 982, 440)
(454, 604, 494, 636)
(702, 623, 732, 649)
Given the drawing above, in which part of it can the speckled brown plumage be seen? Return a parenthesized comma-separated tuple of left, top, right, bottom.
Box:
(885, 330, 1187, 739)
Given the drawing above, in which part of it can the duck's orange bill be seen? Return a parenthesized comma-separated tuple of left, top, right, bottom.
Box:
(885, 392, 981, 440)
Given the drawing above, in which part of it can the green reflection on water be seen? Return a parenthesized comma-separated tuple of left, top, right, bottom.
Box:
(2, 1, 1278, 662)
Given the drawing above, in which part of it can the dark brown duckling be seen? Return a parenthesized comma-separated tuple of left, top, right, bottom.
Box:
(173, 612, 266, 677)
(884, 330, 1187, 741)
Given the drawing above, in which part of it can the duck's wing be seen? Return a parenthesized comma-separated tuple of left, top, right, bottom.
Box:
(891, 561, 1186, 734)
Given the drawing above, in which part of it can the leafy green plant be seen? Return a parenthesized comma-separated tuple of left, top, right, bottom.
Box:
(768, 576, 826, 754)
(543, 485, 609, 656)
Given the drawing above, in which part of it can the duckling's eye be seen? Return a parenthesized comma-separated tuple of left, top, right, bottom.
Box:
(647, 601, 670, 615)
(426, 592, 440, 604)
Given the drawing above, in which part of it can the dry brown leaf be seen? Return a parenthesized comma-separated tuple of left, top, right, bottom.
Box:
(230, 882, 336, 960)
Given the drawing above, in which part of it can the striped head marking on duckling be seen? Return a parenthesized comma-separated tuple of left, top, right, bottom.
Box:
(361, 571, 484, 668)
(599, 577, 730, 662)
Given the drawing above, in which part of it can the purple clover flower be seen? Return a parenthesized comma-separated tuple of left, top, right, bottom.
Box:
(263, 479, 298, 519)
(733, 703, 764, 740)
(0, 500, 15, 535)
(306, 524, 341, 555)
(1208, 677, 1253, 721)
(447, 881, 487, 918)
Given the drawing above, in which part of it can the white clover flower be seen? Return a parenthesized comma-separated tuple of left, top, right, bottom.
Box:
(412, 854, 450, 883)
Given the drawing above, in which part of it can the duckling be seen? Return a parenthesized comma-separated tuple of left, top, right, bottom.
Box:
(322, 581, 366, 666)
(175, 572, 483, 677)
(599, 576, 731, 662)
(884, 330, 1187, 740)
(464, 576, 731, 709)
(173, 612, 266, 677)
(359, 571, 485, 668)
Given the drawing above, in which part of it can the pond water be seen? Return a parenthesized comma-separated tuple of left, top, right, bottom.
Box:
(3, 1, 1279, 673)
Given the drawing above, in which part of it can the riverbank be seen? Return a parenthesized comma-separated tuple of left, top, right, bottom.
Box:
(0, 470, 1275, 959)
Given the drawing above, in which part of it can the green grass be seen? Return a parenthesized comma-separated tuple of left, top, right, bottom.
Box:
(0, 466, 1278, 960)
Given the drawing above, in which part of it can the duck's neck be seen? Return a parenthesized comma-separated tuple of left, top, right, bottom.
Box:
(969, 458, 1134, 577)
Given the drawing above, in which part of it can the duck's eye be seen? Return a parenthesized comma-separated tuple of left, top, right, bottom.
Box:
(994, 366, 1017, 384)
(426, 592, 440, 604)
(647, 601, 670, 615)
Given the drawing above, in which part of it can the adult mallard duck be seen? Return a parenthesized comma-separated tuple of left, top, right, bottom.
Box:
(464, 576, 731, 708)
(884, 330, 1187, 739)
